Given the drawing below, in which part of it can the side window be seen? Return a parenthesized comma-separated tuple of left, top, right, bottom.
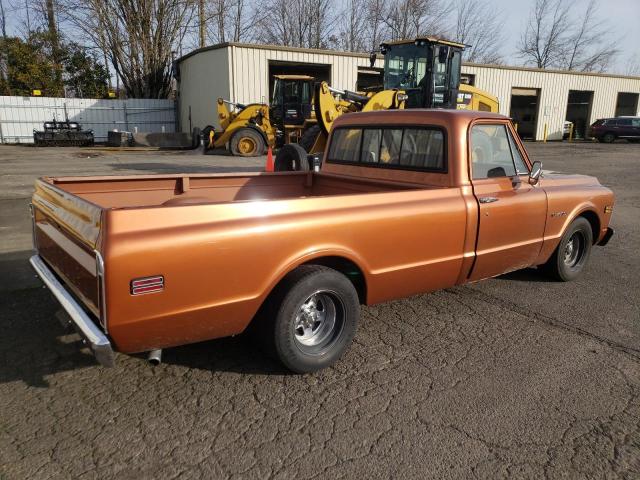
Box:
(507, 130, 528, 174)
(632, 119, 640, 127)
(400, 129, 444, 169)
(327, 126, 446, 172)
(618, 118, 632, 126)
(471, 124, 517, 179)
(328, 128, 362, 163)
(380, 129, 402, 164)
(361, 129, 381, 163)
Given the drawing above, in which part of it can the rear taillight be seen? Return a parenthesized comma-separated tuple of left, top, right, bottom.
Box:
(131, 276, 164, 295)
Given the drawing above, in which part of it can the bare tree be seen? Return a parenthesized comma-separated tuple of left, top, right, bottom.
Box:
(626, 54, 640, 77)
(452, 0, 503, 64)
(559, 0, 619, 73)
(203, 0, 255, 43)
(256, 0, 333, 49)
(519, 0, 618, 72)
(364, 0, 386, 51)
(518, 0, 570, 69)
(383, 0, 451, 42)
(333, 0, 368, 51)
(63, 0, 194, 98)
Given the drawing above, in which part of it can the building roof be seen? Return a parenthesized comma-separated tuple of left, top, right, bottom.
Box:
(177, 42, 640, 82)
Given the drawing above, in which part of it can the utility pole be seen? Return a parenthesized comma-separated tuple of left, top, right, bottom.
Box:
(46, 0, 63, 95)
(25, 0, 31, 32)
(199, 0, 205, 48)
(0, 0, 8, 91)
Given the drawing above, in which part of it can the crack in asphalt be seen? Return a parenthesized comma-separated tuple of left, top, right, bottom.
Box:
(463, 286, 640, 362)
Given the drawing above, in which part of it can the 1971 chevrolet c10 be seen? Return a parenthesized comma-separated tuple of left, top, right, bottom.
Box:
(29, 110, 615, 372)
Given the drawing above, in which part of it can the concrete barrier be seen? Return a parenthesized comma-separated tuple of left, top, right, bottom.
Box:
(106, 128, 201, 149)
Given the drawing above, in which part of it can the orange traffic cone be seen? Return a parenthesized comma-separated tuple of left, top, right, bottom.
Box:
(265, 146, 274, 172)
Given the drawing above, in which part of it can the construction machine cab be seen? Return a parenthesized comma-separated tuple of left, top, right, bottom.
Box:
(380, 37, 465, 110)
(270, 75, 314, 127)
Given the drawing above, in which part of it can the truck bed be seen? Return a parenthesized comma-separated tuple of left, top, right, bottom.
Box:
(42, 171, 432, 209)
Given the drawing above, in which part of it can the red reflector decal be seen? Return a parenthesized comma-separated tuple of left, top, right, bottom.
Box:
(131, 276, 164, 295)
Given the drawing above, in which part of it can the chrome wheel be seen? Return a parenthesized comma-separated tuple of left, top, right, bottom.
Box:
(563, 231, 585, 268)
(293, 291, 344, 355)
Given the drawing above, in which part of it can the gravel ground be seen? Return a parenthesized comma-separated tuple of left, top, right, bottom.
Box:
(0, 142, 638, 479)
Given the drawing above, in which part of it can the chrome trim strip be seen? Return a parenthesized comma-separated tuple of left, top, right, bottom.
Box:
(30, 255, 115, 367)
(95, 251, 108, 333)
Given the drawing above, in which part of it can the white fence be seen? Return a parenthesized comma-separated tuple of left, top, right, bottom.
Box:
(0, 96, 176, 143)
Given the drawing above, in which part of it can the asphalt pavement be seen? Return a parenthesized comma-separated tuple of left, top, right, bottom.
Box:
(0, 142, 638, 479)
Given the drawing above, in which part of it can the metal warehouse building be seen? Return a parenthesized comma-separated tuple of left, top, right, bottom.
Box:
(176, 42, 640, 141)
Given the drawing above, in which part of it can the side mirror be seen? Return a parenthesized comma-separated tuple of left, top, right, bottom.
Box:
(529, 161, 542, 185)
(369, 51, 377, 68)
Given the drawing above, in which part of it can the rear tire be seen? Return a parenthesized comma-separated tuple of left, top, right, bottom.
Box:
(274, 143, 310, 171)
(299, 125, 322, 152)
(230, 128, 265, 157)
(542, 217, 593, 281)
(600, 132, 615, 143)
(261, 265, 360, 373)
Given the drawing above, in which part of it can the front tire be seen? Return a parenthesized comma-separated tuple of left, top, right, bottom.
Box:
(263, 265, 360, 373)
(542, 217, 593, 281)
(230, 128, 265, 157)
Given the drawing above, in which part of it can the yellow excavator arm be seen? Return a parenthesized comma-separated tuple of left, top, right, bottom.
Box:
(314, 81, 406, 134)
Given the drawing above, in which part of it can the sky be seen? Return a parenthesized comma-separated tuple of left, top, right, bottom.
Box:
(2, 0, 639, 75)
(489, 0, 640, 74)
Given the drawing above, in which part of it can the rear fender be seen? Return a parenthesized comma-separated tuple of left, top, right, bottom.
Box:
(255, 247, 372, 309)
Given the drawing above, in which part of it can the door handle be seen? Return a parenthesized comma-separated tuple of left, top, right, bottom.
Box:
(479, 196, 499, 203)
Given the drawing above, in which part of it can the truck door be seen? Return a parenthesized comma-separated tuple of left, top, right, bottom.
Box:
(468, 123, 547, 281)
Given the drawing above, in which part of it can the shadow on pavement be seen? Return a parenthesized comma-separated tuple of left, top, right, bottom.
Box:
(160, 335, 290, 376)
(0, 287, 98, 388)
(0, 248, 289, 386)
(496, 267, 555, 283)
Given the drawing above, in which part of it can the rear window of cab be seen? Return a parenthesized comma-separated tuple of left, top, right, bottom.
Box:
(327, 126, 446, 172)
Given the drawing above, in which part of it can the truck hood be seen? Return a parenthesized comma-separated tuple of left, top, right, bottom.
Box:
(541, 172, 601, 188)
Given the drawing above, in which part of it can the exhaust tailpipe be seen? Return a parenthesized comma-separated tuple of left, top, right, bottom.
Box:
(148, 349, 162, 366)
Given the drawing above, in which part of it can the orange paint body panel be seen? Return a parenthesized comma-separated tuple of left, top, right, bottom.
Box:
(31, 110, 615, 354)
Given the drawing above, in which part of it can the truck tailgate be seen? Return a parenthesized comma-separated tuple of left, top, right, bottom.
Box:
(31, 178, 104, 321)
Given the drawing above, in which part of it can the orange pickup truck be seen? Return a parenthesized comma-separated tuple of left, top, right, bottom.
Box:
(29, 110, 614, 373)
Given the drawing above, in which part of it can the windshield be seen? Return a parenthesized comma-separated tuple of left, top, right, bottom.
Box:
(384, 44, 428, 90)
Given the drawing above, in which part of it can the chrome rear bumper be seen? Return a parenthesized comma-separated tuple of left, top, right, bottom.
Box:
(30, 255, 115, 367)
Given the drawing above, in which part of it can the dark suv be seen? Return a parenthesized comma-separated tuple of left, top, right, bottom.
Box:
(588, 117, 640, 143)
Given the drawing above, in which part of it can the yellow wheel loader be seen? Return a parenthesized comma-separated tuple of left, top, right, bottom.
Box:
(457, 84, 499, 113)
(202, 75, 316, 157)
(274, 36, 499, 170)
(202, 99, 275, 156)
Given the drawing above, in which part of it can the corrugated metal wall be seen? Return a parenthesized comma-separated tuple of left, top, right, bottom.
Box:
(463, 64, 640, 140)
(228, 44, 382, 106)
(177, 44, 383, 131)
(177, 43, 640, 141)
(0, 96, 176, 143)
(177, 47, 230, 134)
